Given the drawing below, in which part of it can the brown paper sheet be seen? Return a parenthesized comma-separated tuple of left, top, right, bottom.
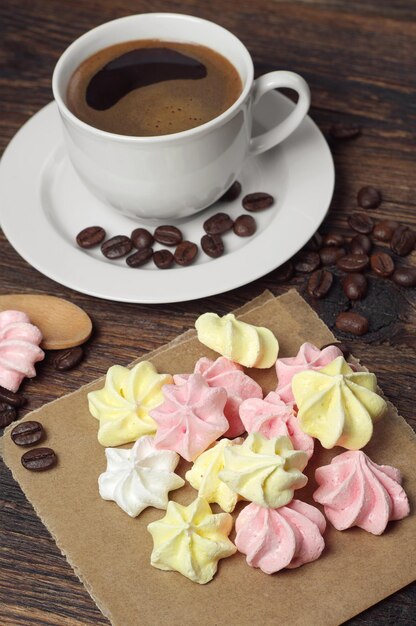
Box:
(2, 289, 416, 626)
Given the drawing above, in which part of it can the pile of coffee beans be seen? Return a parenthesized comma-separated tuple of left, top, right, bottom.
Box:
(0, 386, 26, 428)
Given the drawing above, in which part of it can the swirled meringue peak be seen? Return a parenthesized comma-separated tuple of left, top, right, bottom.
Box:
(0, 310, 44, 392)
(239, 391, 314, 459)
(185, 437, 244, 512)
(150, 373, 228, 461)
(292, 356, 387, 450)
(98, 435, 184, 517)
(174, 356, 263, 437)
(219, 432, 308, 508)
(148, 496, 236, 584)
(235, 500, 326, 574)
(88, 361, 173, 447)
(195, 312, 279, 368)
(314, 451, 410, 535)
(276, 342, 343, 403)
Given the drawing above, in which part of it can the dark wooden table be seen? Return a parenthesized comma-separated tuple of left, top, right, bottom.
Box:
(1, 1, 415, 624)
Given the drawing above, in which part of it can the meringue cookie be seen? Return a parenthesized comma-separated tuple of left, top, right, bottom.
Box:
(314, 450, 410, 535)
(88, 361, 173, 447)
(239, 391, 314, 459)
(185, 438, 244, 512)
(150, 373, 228, 461)
(0, 310, 44, 392)
(292, 356, 387, 450)
(235, 500, 326, 573)
(174, 356, 263, 437)
(195, 312, 279, 368)
(148, 496, 236, 584)
(276, 342, 343, 403)
(98, 436, 184, 517)
(219, 433, 308, 508)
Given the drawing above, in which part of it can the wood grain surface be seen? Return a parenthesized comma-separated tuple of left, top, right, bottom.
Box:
(1, 1, 415, 624)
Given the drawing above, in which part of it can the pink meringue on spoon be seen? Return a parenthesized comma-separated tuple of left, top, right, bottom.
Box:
(0, 310, 44, 392)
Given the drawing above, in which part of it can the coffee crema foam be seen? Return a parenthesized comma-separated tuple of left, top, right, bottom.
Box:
(66, 40, 243, 137)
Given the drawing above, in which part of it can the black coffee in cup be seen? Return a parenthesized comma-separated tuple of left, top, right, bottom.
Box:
(66, 40, 242, 136)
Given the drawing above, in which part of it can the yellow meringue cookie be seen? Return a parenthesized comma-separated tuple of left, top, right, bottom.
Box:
(147, 497, 236, 584)
(195, 312, 278, 368)
(292, 356, 387, 450)
(219, 433, 308, 508)
(185, 438, 244, 513)
(88, 361, 173, 446)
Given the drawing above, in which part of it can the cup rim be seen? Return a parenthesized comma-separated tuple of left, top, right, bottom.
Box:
(52, 12, 254, 143)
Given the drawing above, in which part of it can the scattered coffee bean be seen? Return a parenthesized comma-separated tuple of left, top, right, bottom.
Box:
(329, 123, 361, 140)
(347, 212, 374, 234)
(76, 226, 106, 249)
(370, 252, 395, 278)
(21, 447, 57, 472)
(203, 212, 234, 235)
(233, 215, 256, 237)
(390, 226, 416, 256)
(372, 220, 399, 242)
(320, 341, 350, 359)
(335, 311, 369, 336)
(220, 180, 241, 202)
(304, 232, 322, 252)
(342, 273, 368, 300)
(11, 421, 44, 446)
(242, 192, 274, 212)
(154, 225, 183, 246)
(350, 234, 372, 255)
(274, 260, 294, 282)
(153, 249, 174, 269)
(126, 247, 153, 267)
(392, 267, 416, 288)
(54, 346, 84, 371)
(357, 186, 382, 210)
(307, 269, 333, 299)
(101, 235, 133, 259)
(337, 253, 370, 272)
(131, 227, 154, 249)
(319, 246, 346, 266)
(0, 386, 26, 408)
(294, 251, 320, 273)
(0, 402, 17, 428)
(201, 234, 224, 258)
(322, 233, 345, 247)
(174, 241, 198, 266)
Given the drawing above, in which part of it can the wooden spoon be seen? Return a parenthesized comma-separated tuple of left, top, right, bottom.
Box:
(0, 294, 93, 350)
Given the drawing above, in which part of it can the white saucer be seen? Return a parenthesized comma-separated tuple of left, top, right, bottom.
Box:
(0, 92, 334, 303)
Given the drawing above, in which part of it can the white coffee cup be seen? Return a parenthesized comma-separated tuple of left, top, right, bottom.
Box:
(52, 13, 310, 221)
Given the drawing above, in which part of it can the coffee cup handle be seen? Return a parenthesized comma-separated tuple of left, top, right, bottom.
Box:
(249, 71, 311, 155)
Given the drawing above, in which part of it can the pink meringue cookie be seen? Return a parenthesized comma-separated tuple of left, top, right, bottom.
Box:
(235, 500, 326, 574)
(239, 391, 314, 459)
(275, 342, 343, 403)
(174, 356, 262, 437)
(150, 373, 228, 461)
(313, 450, 410, 535)
(0, 310, 44, 392)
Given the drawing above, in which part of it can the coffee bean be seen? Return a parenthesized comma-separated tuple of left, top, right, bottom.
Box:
(126, 247, 153, 267)
(307, 269, 333, 299)
(372, 220, 399, 243)
(357, 186, 382, 210)
(319, 246, 346, 266)
(203, 212, 234, 235)
(11, 421, 44, 446)
(329, 123, 361, 140)
(0, 386, 26, 408)
(242, 192, 274, 212)
(21, 447, 57, 471)
(153, 249, 174, 269)
(220, 180, 241, 202)
(233, 215, 256, 237)
(390, 226, 416, 256)
(294, 251, 320, 273)
(274, 260, 294, 283)
(174, 241, 198, 266)
(304, 232, 322, 252)
(320, 341, 350, 359)
(348, 213, 374, 234)
(76, 226, 106, 249)
(370, 252, 395, 278)
(392, 267, 416, 288)
(335, 312, 369, 336)
(154, 225, 183, 246)
(101, 235, 133, 259)
(131, 228, 154, 249)
(54, 346, 84, 371)
(201, 234, 224, 258)
(0, 402, 17, 428)
(322, 233, 345, 247)
(350, 234, 372, 255)
(342, 273, 368, 300)
(337, 253, 370, 272)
